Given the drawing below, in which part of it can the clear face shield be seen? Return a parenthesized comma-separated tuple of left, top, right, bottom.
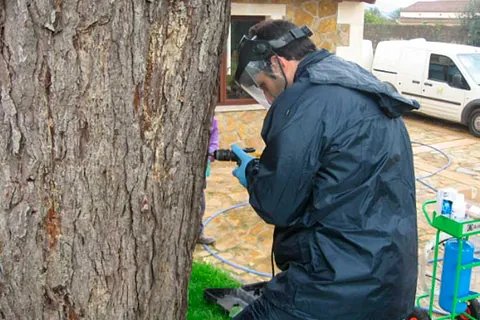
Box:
(234, 25, 313, 109)
(236, 60, 286, 109)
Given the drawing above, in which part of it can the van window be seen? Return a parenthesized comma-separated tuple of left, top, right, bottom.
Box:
(458, 53, 480, 86)
(428, 54, 470, 90)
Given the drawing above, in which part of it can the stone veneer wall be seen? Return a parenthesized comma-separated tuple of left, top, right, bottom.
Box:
(232, 0, 340, 52)
(215, 110, 267, 153)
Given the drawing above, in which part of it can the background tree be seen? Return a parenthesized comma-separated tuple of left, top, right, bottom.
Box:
(390, 8, 402, 22)
(0, 1, 230, 319)
(364, 7, 393, 25)
(462, 0, 480, 46)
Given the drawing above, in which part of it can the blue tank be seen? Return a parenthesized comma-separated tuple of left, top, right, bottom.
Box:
(439, 239, 475, 313)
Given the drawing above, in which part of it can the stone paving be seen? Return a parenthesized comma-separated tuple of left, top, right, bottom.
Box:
(194, 113, 480, 293)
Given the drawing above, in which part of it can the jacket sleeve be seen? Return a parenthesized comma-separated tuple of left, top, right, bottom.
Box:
(246, 120, 323, 228)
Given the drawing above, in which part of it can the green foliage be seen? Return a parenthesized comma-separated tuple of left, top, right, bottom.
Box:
(390, 8, 402, 21)
(187, 261, 242, 320)
(365, 7, 396, 25)
(462, 0, 480, 46)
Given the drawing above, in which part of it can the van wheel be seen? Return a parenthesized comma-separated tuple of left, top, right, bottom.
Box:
(469, 109, 480, 138)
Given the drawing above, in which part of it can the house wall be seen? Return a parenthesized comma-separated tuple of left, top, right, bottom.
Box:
(232, 0, 340, 51)
(399, 11, 463, 26)
(401, 12, 460, 19)
(336, 2, 366, 66)
(215, 109, 267, 152)
(398, 19, 461, 26)
(216, 0, 341, 152)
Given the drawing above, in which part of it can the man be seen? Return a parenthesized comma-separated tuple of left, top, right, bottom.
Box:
(230, 19, 419, 320)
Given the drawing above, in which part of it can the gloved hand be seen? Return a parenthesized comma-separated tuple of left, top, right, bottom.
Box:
(231, 144, 254, 188)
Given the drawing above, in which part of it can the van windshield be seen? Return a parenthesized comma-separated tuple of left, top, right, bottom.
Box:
(458, 53, 480, 85)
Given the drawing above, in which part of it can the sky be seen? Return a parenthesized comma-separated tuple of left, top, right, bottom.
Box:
(367, 0, 438, 14)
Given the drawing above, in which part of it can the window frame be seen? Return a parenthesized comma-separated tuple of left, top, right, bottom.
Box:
(428, 53, 470, 90)
(218, 15, 266, 105)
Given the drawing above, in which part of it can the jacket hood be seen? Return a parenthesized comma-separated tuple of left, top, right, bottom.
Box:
(295, 50, 420, 118)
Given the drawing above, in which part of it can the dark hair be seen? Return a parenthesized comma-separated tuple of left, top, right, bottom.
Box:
(249, 19, 317, 61)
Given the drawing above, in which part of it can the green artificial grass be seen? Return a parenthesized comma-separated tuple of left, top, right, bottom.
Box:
(187, 261, 242, 320)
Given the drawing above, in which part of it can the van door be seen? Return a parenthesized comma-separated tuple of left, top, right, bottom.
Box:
(421, 53, 469, 122)
(397, 47, 429, 105)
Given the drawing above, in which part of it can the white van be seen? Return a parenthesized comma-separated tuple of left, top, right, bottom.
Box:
(372, 39, 480, 137)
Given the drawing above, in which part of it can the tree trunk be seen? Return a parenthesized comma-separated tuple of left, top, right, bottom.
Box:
(0, 1, 230, 319)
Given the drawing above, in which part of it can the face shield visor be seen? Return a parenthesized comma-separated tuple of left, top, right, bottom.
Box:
(236, 60, 285, 109)
(234, 25, 313, 109)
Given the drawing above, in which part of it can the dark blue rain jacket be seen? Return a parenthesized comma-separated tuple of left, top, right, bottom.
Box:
(245, 50, 419, 320)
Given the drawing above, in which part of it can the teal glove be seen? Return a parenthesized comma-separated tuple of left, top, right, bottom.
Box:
(206, 160, 211, 178)
(231, 144, 254, 188)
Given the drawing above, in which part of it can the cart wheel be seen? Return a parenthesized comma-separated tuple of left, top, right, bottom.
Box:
(407, 307, 431, 320)
(456, 299, 480, 320)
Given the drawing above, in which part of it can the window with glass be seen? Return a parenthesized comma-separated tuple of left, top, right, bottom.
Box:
(458, 53, 480, 86)
(428, 54, 470, 90)
(218, 16, 265, 105)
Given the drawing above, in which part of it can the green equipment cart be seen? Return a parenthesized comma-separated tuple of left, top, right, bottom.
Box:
(417, 200, 480, 320)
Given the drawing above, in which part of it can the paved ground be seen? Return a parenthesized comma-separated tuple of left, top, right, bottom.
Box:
(194, 113, 480, 295)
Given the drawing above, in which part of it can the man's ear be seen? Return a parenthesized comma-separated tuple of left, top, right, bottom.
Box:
(269, 55, 287, 72)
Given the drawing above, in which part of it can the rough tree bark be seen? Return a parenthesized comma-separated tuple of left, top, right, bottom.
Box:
(0, 0, 230, 319)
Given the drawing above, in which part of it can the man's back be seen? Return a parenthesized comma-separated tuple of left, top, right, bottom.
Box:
(248, 53, 418, 319)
